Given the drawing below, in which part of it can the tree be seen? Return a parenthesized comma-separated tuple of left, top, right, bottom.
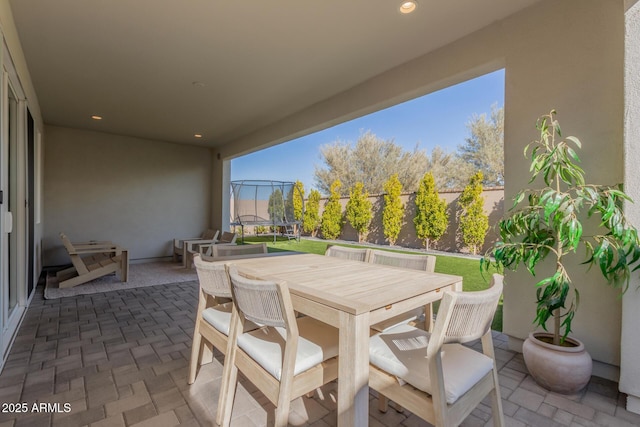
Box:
(320, 180, 344, 240)
(303, 189, 321, 237)
(482, 110, 640, 345)
(382, 174, 404, 245)
(456, 104, 504, 186)
(458, 171, 488, 255)
(268, 188, 284, 222)
(413, 172, 448, 250)
(285, 180, 305, 234)
(314, 131, 429, 195)
(345, 182, 372, 243)
(292, 181, 305, 221)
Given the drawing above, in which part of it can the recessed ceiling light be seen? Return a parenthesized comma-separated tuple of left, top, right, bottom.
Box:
(91, 115, 103, 120)
(399, 0, 417, 14)
(194, 134, 203, 138)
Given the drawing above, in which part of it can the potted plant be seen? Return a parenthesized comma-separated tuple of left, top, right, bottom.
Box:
(482, 110, 640, 394)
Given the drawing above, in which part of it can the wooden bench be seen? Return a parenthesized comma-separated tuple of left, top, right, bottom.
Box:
(56, 232, 129, 289)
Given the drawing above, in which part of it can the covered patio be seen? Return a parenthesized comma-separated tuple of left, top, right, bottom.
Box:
(1, 280, 638, 427)
(1, 0, 640, 424)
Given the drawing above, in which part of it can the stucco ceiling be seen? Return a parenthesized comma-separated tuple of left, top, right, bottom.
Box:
(9, 0, 540, 148)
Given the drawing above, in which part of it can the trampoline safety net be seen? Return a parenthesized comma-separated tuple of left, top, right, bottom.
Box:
(230, 180, 303, 242)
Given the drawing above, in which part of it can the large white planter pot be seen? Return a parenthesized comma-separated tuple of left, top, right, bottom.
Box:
(522, 332, 592, 394)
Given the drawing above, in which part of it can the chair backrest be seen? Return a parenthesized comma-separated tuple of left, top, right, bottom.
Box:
(212, 243, 267, 258)
(227, 265, 296, 330)
(324, 245, 369, 261)
(219, 231, 238, 244)
(59, 232, 74, 252)
(368, 249, 436, 272)
(428, 274, 503, 357)
(193, 253, 232, 298)
(202, 229, 220, 241)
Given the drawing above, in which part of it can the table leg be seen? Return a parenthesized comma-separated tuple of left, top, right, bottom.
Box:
(424, 303, 433, 332)
(338, 311, 370, 427)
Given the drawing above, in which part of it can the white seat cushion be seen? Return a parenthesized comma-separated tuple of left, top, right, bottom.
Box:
(237, 317, 339, 380)
(369, 323, 494, 404)
(202, 303, 259, 335)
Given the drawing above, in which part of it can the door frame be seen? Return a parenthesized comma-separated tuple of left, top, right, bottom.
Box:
(0, 36, 30, 367)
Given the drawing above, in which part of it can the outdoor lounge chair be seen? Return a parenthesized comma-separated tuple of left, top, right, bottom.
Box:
(195, 231, 238, 258)
(56, 232, 129, 289)
(173, 229, 219, 267)
(368, 274, 504, 426)
(217, 265, 339, 427)
(218, 231, 238, 244)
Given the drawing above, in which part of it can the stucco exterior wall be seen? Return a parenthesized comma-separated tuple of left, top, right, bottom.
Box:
(43, 126, 213, 265)
(501, 1, 624, 372)
(621, 0, 640, 413)
(215, 0, 626, 366)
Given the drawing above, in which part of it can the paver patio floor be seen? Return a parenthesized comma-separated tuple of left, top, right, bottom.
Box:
(1, 278, 639, 427)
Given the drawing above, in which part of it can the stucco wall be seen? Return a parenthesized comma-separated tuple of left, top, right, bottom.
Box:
(621, 0, 640, 412)
(43, 126, 213, 265)
(501, 0, 624, 369)
(216, 0, 626, 366)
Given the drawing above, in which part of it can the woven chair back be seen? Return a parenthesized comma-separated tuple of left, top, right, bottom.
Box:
(227, 265, 289, 328)
(193, 254, 232, 298)
(324, 245, 368, 261)
(368, 249, 435, 272)
(213, 243, 267, 258)
(429, 274, 503, 354)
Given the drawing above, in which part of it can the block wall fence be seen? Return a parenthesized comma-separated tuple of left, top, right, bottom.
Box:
(241, 187, 504, 254)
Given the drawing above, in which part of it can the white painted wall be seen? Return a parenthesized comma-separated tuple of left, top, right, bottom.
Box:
(621, 0, 640, 413)
(43, 126, 212, 265)
(215, 0, 626, 366)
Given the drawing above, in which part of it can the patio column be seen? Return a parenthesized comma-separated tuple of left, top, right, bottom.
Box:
(621, 0, 640, 415)
(211, 151, 231, 232)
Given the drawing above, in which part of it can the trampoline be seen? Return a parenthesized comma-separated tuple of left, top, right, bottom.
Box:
(230, 180, 303, 242)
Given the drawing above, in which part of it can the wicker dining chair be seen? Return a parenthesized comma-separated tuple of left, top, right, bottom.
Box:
(368, 274, 505, 427)
(187, 254, 259, 384)
(368, 248, 436, 271)
(208, 242, 267, 258)
(324, 244, 369, 261)
(217, 265, 339, 427)
(369, 249, 437, 333)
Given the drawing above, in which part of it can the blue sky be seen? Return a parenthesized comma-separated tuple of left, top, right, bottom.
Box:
(231, 69, 505, 194)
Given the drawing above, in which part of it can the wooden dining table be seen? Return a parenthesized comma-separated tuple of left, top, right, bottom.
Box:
(219, 252, 463, 426)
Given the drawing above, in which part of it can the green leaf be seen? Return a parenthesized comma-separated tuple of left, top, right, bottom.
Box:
(565, 135, 582, 149)
(513, 191, 525, 208)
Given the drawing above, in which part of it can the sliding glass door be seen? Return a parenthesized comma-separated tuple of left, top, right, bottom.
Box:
(0, 52, 30, 364)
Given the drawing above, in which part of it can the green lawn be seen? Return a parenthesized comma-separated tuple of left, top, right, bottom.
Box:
(242, 235, 503, 331)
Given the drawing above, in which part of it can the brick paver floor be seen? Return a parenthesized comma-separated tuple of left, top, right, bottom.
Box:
(1, 278, 639, 426)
